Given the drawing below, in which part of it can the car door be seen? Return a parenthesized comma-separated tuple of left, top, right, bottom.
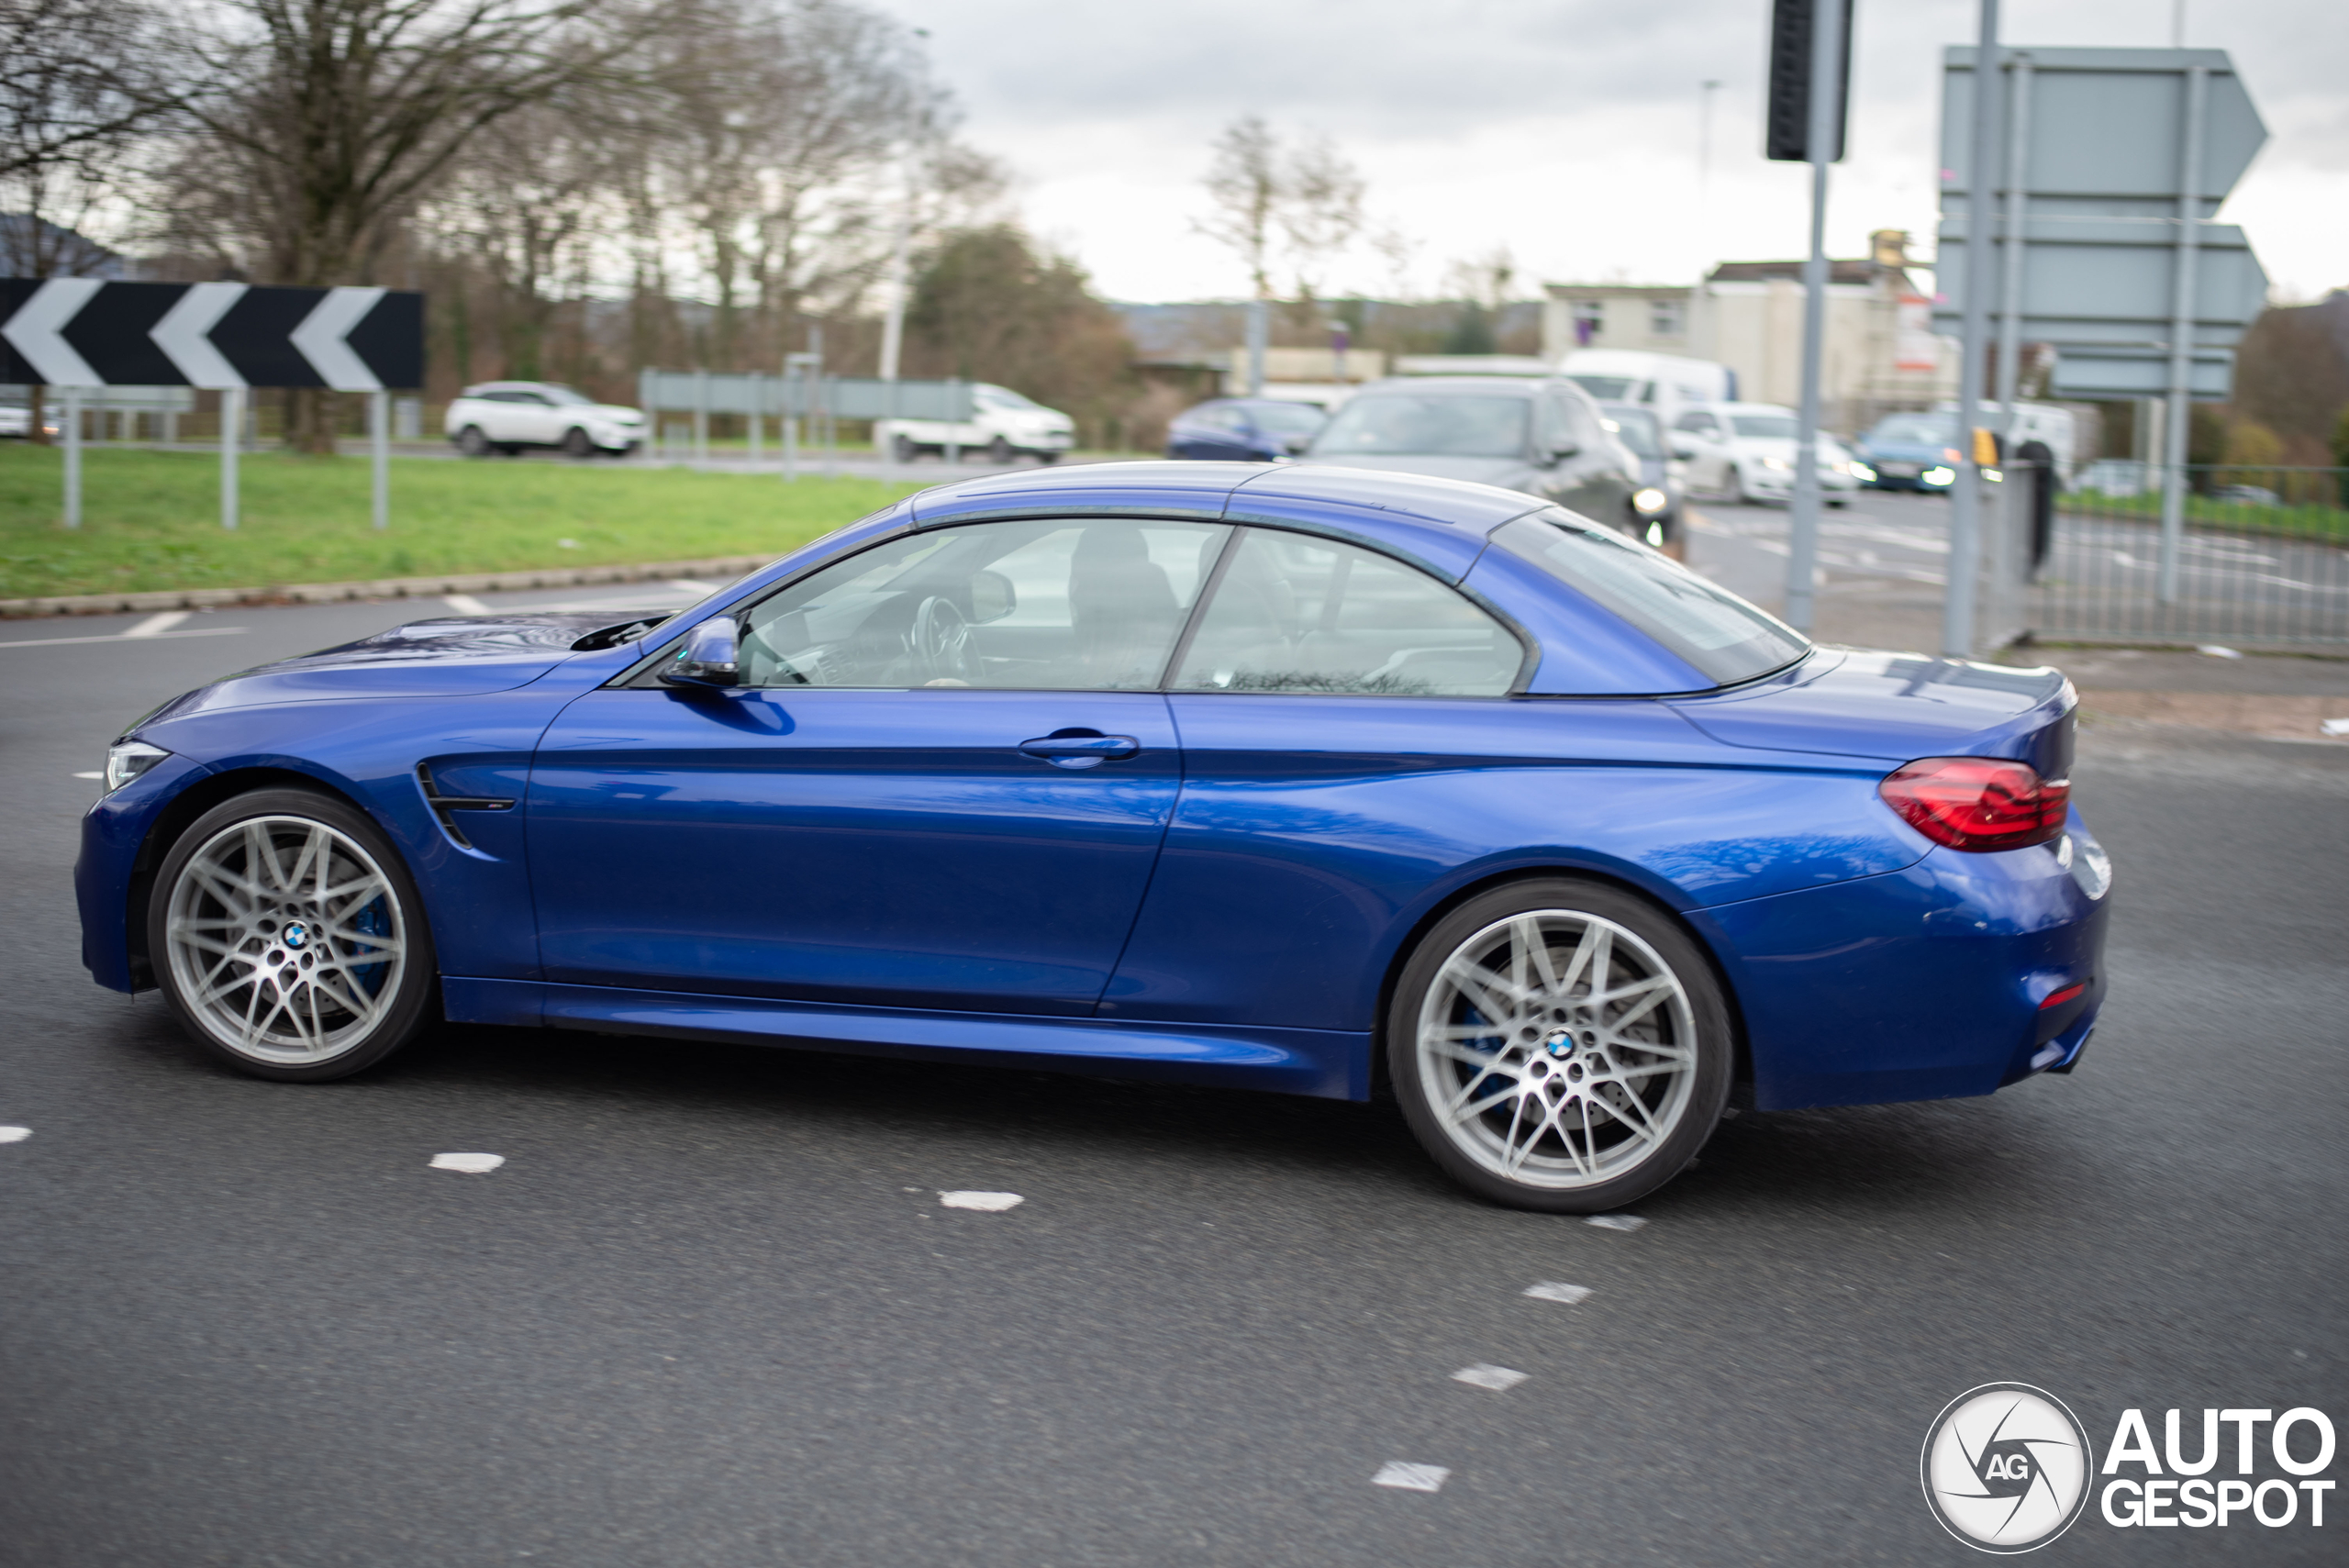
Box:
(1098, 527, 1531, 1035)
(527, 516, 1229, 1017)
(1673, 411, 1728, 493)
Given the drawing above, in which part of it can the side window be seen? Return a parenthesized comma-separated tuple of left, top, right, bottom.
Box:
(737, 518, 1228, 691)
(1172, 529, 1522, 697)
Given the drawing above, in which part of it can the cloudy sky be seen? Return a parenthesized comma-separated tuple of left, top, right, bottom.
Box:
(871, 0, 2347, 306)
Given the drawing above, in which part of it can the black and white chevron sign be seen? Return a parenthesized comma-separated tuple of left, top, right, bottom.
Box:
(0, 280, 422, 390)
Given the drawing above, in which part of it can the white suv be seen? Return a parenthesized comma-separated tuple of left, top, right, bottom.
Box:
(445, 382, 644, 458)
(874, 384, 1074, 464)
(1667, 402, 1860, 506)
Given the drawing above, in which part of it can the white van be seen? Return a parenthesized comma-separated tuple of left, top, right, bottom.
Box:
(1933, 401, 2080, 484)
(1558, 350, 1739, 431)
(874, 384, 1075, 464)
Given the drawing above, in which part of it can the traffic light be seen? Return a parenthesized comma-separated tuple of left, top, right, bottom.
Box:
(1766, 0, 1854, 162)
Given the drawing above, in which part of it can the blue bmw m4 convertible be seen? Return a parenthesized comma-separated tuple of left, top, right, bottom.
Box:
(77, 462, 2110, 1211)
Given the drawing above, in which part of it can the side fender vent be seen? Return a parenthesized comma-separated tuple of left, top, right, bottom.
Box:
(416, 763, 515, 850)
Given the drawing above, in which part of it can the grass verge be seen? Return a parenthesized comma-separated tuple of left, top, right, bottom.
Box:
(1, 444, 917, 599)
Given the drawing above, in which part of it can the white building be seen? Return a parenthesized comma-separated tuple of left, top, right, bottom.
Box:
(1542, 232, 1959, 434)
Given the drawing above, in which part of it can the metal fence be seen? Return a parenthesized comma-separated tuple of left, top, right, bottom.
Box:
(2035, 465, 2349, 648)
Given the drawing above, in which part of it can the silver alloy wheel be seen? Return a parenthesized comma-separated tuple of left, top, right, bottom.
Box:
(162, 815, 408, 1066)
(1413, 909, 1697, 1190)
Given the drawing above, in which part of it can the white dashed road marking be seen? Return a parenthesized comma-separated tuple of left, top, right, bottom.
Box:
(0, 1126, 29, 1142)
(1452, 1363, 1528, 1392)
(939, 1190, 1023, 1211)
(1372, 1462, 1450, 1492)
(1522, 1281, 1593, 1305)
(442, 595, 493, 616)
(429, 1152, 504, 1173)
(0, 626, 247, 650)
(124, 611, 191, 638)
(73, 771, 102, 780)
(1585, 1214, 1646, 1232)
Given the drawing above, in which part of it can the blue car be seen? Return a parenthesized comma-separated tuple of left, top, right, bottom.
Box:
(1854, 411, 1964, 492)
(1165, 397, 1328, 462)
(77, 462, 2110, 1212)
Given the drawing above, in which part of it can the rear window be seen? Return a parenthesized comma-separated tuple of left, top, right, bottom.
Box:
(1495, 512, 1809, 686)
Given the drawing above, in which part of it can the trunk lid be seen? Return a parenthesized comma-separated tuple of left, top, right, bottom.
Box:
(1666, 648, 2076, 780)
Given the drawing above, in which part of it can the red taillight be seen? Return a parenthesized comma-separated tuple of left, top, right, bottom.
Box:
(2040, 980, 2087, 1010)
(1878, 756, 2070, 851)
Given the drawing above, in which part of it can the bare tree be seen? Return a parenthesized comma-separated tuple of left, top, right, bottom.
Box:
(1197, 116, 1279, 303)
(156, 0, 668, 447)
(1275, 133, 1363, 306)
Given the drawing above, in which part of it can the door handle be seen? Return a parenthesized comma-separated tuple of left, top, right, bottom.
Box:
(1019, 732, 1141, 770)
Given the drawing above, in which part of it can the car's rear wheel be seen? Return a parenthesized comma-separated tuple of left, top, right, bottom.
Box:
(891, 433, 918, 463)
(1388, 879, 1731, 1212)
(562, 426, 595, 458)
(986, 435, 1013, 463)
(456, 425, 491, 457)
(149, 788, 438, 1083)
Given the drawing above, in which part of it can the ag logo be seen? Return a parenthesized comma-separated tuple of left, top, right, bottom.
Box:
(1921, 1384, 2095, 1552)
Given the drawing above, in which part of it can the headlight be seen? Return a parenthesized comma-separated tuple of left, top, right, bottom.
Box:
(1632, 486, 1668, 514)
(1851, 462, 1877, 482)
(1760, 456, 1790, 472)
(1922, 466, 1955, 485)
(105, 740, 170, 793)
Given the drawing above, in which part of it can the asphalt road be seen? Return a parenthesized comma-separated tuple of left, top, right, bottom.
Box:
(3, 586, 2344, 1565)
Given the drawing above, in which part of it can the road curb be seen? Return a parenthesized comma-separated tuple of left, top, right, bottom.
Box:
(0, 554, 777, 620)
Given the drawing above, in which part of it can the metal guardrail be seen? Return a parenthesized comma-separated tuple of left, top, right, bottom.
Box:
(2036, 465, 2349, 647)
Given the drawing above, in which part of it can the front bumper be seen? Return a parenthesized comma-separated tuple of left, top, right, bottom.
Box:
(75, 751, 214, 992)
(1691, 817, 2112, 1109)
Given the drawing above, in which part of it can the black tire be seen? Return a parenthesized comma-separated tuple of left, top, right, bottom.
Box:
(497, 443, 523, 458)
(1037, 451, 1062, 464)
(891, 433, 918, 463)
(986, 435, 1013, 464)
(147, 786, 439, 1083)
(456, 425, 491, 457)
(1387, 877, 1731, 1213)
(562, 426, 595, 459)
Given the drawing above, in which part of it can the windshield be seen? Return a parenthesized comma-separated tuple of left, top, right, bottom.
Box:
(540, 384, 596, 406)
(1866, 414, 1958, 447)
(1730, 414, 1798, 440)
(1248, 402, 1327, 435)
(1310, 394, 1530, 458)
(1565, 374, 1639, 401)
(1496, 511, 1808, 685)
(1599, 406, 1663, 459)
(979, 385, 1043, 410)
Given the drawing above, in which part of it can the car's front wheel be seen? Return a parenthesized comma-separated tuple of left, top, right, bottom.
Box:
(456, 424, 491, 457)
(562, 426, 595, 459)
(891, 433, 918, 463)
(1388, 878, 1731, 1212)
(149, 788, 439, 1082)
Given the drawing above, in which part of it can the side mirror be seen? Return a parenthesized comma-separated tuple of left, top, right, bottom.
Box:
(661, 616, 739, 687)
(1544, 440, 1580, 465)
(1668, 437, 1698, 459)
(968, 569, 1017, 624)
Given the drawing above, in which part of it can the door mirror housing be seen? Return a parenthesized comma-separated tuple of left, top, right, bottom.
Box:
(661, 616, 740, 687)
(1668, 436, 1698, 459)
(1543, 440, 1580, 465)
(968, 569, 1017, 624)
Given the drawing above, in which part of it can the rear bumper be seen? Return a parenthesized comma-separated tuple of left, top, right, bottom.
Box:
(1692, 819, 2112, 1110)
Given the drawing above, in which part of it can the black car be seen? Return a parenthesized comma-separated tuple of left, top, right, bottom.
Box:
(1597, 402, 1686, 553)
(1297, 377, 1642, 533)
(1165, 397, 1330, 462)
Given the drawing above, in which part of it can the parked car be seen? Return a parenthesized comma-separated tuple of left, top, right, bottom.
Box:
(1596, 402, 1685, 553)
(1299, 376, 1642, 533)
(1669, 403, 1861, 506)
(1854, 412, 1964, 493)
(445, 383, 644, 458)
(2210, 484, 2281, 506)
(77, 461, 2109, 1214)
(1559, 350, 1738, 432)
(1165, 397, 1328, 462)
(875, 384, 1074, 464)
(0, 403, 56, 439)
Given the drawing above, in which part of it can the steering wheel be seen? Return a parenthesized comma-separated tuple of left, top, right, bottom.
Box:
(910, 595, 977, 683)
